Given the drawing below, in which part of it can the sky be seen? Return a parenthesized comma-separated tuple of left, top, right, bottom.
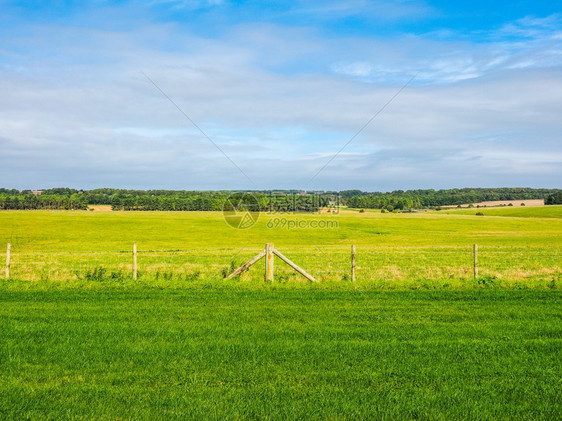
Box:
(1, 0, 561, 191)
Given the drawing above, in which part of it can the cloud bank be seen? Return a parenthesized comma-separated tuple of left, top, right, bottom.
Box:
(0, 1, 561, 190)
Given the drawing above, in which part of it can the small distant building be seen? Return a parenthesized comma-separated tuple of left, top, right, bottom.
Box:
(31, 190, 43, 196)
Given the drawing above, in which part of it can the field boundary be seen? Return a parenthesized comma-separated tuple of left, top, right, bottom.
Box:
(3, 242, 560, 284)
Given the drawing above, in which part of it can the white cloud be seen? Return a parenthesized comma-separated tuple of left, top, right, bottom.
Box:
(331, 61, 374, 77)
(148, 0, 225, 10)
(0, 10, 561, 190)
(288, 0, 434, 21)
(500, 14, 562, 39)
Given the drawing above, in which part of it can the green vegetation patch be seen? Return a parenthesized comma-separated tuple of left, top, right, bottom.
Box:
(442, 205, 562, 218)
(0, 210, 560, 283)
(0, 289, 560, 419)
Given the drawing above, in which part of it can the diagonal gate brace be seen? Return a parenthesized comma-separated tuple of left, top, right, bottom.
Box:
(224, 243, 317, 282)
(225, 250, 266, 280)
(272, 248, 316, 282)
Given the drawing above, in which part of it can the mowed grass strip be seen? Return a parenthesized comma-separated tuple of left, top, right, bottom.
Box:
(0, 289, 560, 420)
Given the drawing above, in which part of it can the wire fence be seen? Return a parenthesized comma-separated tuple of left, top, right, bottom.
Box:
(2, 243, 560, 283)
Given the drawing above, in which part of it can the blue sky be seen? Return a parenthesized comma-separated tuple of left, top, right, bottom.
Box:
(1, 0, 561, 191)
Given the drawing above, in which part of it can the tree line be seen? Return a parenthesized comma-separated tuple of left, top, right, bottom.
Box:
(545, 192, 562, 205)
(345, 187, 559, 210)
(0, 187, 559, 211)
(0, 189, 332, 211)
(0, 192, 88, 210)
(111, 192, 331, 211)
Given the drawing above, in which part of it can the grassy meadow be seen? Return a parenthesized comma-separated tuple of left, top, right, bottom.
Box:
(1, 289, 561, 419)
(441, 204, 562, 218)
(0, 206, 560, 287)
(1, 207, 561, 419)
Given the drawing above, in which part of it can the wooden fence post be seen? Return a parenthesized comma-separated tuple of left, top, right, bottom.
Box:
(265, 242, 274, 281)
(473, 244, 478, 280)
(351, 245, 356, 282)
(133, 243, 138, 280)
(5, 243, 10, 279)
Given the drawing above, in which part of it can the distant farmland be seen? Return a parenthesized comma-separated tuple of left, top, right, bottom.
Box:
(0, 206, 560, 287)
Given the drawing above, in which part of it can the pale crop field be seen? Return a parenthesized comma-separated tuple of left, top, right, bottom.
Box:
(0, 206, 560, 288)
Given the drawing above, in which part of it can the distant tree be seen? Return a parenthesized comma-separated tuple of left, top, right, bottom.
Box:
(545, 192, 562, 205)
(339, 190, 364, 198)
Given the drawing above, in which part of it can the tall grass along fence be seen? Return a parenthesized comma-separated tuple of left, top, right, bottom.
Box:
(2, 242, 560, 285)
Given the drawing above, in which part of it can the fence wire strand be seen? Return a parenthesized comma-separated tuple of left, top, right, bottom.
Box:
(2, 246, 560, 283)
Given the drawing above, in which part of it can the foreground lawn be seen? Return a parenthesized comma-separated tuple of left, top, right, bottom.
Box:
(1, 288, 560, 420)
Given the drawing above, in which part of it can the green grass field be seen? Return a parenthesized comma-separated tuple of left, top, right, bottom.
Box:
(1, 208, 561, 419)
(0, 207, 560, 287)
(1, 289, 560, 419)
(441, 205, 562, 218)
